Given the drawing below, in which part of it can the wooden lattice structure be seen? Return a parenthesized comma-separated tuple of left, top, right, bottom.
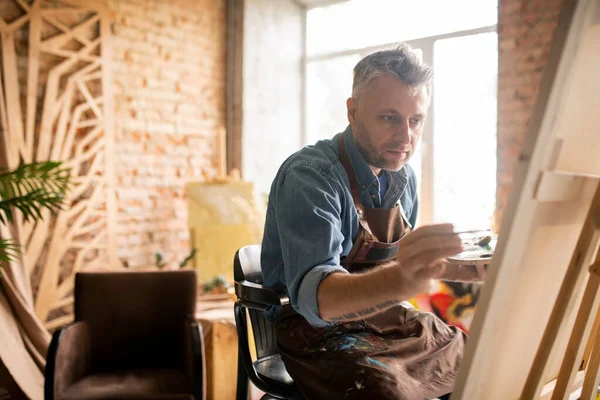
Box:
(0, 0, 117, 330)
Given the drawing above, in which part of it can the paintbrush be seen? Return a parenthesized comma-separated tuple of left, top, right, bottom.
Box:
(455, 229, 492, 235)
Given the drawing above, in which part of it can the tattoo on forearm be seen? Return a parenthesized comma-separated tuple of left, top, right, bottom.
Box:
(330, 312, 357, 321)
(376, 300, 398, 310)
(330, 299, 399, 322)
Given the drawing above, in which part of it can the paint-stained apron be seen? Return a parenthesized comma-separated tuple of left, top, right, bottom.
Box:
(275, 134, 467, 400)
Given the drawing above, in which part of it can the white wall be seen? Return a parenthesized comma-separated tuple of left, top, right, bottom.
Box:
(242, 0, 304, 198)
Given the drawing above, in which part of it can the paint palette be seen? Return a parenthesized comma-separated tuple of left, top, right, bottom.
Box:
(446, 232, 497, 266)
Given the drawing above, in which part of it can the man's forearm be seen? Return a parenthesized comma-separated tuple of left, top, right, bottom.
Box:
(317, 263, 407, 323)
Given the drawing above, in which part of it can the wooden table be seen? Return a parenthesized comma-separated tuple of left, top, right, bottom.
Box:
(196, 295, 263, 400)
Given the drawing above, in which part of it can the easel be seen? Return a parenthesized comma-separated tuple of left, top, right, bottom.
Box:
(451, 0, 600, 398)
(521, 186, 600, 400)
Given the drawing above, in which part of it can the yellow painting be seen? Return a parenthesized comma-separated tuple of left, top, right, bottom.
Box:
(187, 181, 264, 283)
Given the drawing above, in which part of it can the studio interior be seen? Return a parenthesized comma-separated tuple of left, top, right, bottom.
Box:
(1, 0, 599, 399)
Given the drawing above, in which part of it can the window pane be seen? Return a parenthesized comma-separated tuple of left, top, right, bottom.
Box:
(307, 0, 498, 57)
(306, 54, 360, 143)
(432, 32, 498, 230)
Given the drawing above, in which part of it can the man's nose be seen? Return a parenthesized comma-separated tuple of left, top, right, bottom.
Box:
(394, 120, 411, 144)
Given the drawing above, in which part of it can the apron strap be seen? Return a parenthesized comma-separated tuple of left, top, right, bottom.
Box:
(337, 133, 366, 216)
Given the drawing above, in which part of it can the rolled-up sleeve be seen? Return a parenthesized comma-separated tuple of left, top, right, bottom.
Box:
(273, 165, 349, 327)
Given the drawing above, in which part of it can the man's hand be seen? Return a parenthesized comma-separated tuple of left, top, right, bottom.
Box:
(317, 224, 463, 323)
(392, 223, 464, 298)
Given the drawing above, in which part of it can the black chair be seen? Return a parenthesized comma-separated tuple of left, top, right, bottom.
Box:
(233, 245, 304, 400)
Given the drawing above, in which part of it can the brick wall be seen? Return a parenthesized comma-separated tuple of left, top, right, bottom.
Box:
(110, 0, 226, 268)
(495, 0, 564, 230)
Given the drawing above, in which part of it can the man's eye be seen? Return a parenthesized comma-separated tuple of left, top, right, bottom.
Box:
(409, 118, 422, 126)
(383, 116, 396, 122)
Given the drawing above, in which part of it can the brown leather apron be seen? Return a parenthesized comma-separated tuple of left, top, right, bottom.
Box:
(275, 134, 467, 400)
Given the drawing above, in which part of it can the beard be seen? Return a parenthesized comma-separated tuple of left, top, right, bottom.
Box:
(353, 121, 409, 172)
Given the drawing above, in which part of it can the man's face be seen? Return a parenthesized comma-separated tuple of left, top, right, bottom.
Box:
(347, 74, 430, 173)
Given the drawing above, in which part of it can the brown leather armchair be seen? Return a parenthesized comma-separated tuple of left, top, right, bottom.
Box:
(45, 270, 205, 400)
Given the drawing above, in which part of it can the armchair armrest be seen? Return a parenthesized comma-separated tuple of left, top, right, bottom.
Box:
(45, 321, 92, 400)
(184, 318, 206, 400)
(234, 280, 289, 308)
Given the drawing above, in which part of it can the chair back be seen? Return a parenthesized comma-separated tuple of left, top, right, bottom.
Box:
(234, 244, 262, 284)
(234, 245, 279, 360)
(74, 270, 197, 372)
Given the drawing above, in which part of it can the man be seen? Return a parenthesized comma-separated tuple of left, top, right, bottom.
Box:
(261, 44, 467, 400)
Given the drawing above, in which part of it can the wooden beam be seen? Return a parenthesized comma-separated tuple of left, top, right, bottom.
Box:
(1, 32, 26, 164)
(99, 7, 118, 268)
(45, 315, 73, 331)
(226, 0, 243, 175)
(25, 0, 41, 163)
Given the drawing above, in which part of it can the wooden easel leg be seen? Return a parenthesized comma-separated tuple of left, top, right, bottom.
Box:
(551, 272, 600, 400)
(521, 186, 600, 400)
(580, 283, 600, 400)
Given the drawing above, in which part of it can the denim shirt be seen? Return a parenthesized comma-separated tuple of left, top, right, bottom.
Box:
(260, 126, 419, 327)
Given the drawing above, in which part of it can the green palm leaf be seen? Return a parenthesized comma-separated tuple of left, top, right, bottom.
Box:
(0, 238, 20, 263)
(0, 238, 21, 277)
(0, 161, 71, 224)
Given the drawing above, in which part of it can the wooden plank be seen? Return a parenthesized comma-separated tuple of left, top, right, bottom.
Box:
(226, 0, 244, 175)
(1, 32, 27, 164)
(99, 8, 118, 267)
(7, 14, 30, 32)
(0, 44, 12, 168)
(50, 296, 74, 311)
(25, 0, 41, 163)
(15, 0, 31, 12)
(76, 80, 102, 117)
(38, 37, 100, 161)
(42, 13, 92, 45)
(58, 0, 108, 12)
(39, 47, 99, 63)
(45, 315, 73, 331)
(41, 14, 99, 51)
(25, 209, 51, 274)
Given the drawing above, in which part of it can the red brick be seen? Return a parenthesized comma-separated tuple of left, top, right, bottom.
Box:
(108, 0, 226, 268)
(496, 0, 564, 230)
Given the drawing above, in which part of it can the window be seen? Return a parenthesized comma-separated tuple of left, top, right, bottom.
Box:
(307, 0, 497, 57)
(304, 0, 498, 230)
(433, 32, 498, 230)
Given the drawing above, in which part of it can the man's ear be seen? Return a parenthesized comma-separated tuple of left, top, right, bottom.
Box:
(347, 97, 358, 125)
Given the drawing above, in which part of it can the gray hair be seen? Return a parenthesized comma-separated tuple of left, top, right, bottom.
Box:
(352, 43, 433, 99)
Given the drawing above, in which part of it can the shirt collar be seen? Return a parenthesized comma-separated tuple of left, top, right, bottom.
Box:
(342, 125, 408, 194)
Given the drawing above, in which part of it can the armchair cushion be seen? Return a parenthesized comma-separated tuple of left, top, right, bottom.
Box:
(58, 369, 193, 400)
